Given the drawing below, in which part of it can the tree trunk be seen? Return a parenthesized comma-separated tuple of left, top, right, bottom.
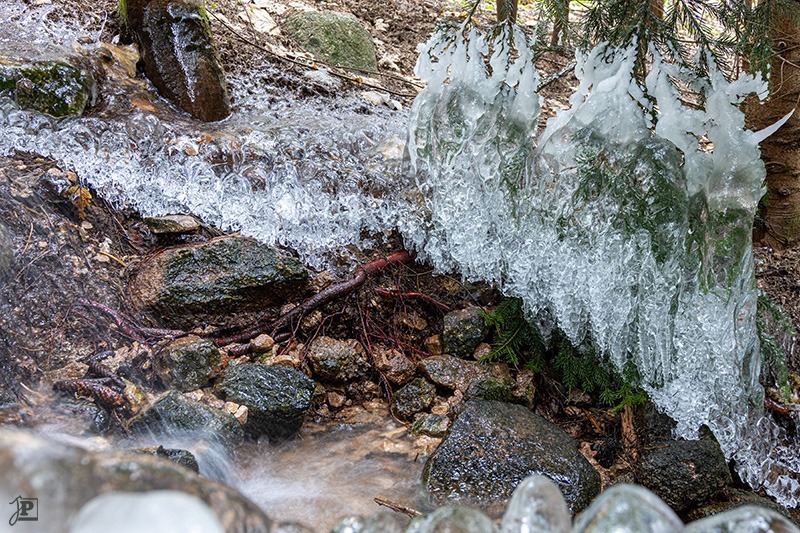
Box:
(749, 1, 800, 248)
(649, 0, 664, 19)
(549, 0, 569, 46)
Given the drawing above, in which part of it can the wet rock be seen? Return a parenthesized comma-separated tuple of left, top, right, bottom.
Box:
(412, 413, 450, 438)
(512, 368, 537, 408)
(128, 391, 244, 447)
(442, 306, 486, 358)
(0, 428, 271, 532)
(284, 11, 378, 73)
(144, 214, 200, 234)
(331, 511, 404, 533)
(407, 506, 498, 533)
(122, 0, 230, 121)
(685, 488, 797, 524)
(221, 363, 315, 440)
(392, 378, 436, 420)
(131, 236, 309, 319)
(306, 336, 370, 383)
(372, 345, 416, 385)
(419, 354, 511, 393)
(423, 400, 600, 517)
(0, 57, 96, 116)
(134, 445, 200, 472)
(573, 484, 683, 533)
(155, 335, 220, 391)
(685, 505, 798, 533)
(250, 334, 275, 354)
(0, 222, 14, 280)
(72, 491, 225, 532)
(634, 437, 732, 512)
(465, 365, 515, 402)
(424, 334, 443, 355)
(500, 475, 571, 533)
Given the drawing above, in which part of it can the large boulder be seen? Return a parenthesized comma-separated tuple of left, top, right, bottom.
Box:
(221, 363, 315, 440)
(634, 437, 732, 512)
(128, 391, 244, 447)
(423, 400, 600, 517)
(0, 56, 96, 116)
(284, 11, 378, 73)
(0, 428, 270, 532)
(131, 236, 309, 319)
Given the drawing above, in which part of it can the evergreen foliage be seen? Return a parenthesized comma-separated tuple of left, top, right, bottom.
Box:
(480, 297, 545, 370)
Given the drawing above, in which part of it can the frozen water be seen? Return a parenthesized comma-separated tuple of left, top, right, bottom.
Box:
(405, 25, 799, 505)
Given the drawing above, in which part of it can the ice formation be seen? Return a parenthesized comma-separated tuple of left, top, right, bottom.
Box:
(405, 23, 799, 505)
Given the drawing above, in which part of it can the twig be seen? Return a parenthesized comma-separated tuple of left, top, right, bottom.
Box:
(536, 60, 576, 92)
(96, 250, 127, 267)
(374, 287, 452, 313)
(373, 496, 422, 517)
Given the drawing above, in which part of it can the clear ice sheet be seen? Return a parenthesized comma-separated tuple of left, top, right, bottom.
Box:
(2, 2, 799, 506)
(406, 26, 799, 505)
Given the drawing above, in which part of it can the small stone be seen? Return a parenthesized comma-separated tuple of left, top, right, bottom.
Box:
(398, 311, 428, 331)
(501, 475, 571, 533)
(424, 335, 443, 355)
(249, 334, 275, 354)
(513, 369, 537, 407)
(372, 345, 416, 385)
(307, 336, 370, 383)
(155, 335, 220, 392)
(573, 484, 683, 533)
(685, 505, 799, 533)
(144, 214, 201, 234)
(473, 342, 492, 360)
(392, 378, 436, 420)
(327, 391, 347, 408)
(412, 413, 450, 437)
(407, 506, 498, 533)
(442, 306, 487, 358)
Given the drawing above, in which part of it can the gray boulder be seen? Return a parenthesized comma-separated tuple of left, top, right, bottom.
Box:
(221, 363, 315, 440)
(128, 391, 243, 447)
(442, 306, 487, 358)
(423, 400, 601, 517)
(131, 236, 309, 321)
(284, 11, 378, 73)
(635, 437, 732, 512)
(155, 335, 220, 391)
(306, 336, 370, 383)
(573, 484, 683, 533)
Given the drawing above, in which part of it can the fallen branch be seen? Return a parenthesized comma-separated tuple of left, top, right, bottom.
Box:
(374, 496, 422, 518)
(77, 299, 149, 345)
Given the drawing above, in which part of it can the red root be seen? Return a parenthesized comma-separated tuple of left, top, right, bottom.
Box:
(53, 378, 127, 409)
(374, 287, 452, 313)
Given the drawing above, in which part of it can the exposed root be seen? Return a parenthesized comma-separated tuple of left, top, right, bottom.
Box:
(374, 287, 453, 313)
(53, 378, 127, 410)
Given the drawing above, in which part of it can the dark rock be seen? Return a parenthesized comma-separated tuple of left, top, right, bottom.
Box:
(465, 368, 514, 402)
(685, 488, 798, 524)
(284, 11, 378, 73)
(134, 445, 200, 472)
(221, 363, 315, 440)
(372, 345, 416, 385)
(123, 0, 230, 121)
(424, 400, 600, 517)
(155, 335, 220, 391)
(634, 437, 732, 512)
(419, 355, 511, 393)
(131, 236, 309, 319)
(685, 505, 799, 533)
(0, 57, 96, 116)
(0, 222, 14, 281)
(412, 413, 450, 437)
(392, 378, 436, 420)
(0, 428, 271, 532)
(442, 307, 487, 358)
(306, 336, 370, 383)
(128, 391, 243, 447)
(573, 483, 683, 532)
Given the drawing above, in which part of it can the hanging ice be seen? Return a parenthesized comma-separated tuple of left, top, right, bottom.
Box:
(405, 23, 799, 506)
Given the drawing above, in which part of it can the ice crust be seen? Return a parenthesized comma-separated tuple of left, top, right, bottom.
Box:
(406, 25, 799, 505)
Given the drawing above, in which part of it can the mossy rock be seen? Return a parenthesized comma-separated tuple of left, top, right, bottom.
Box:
(284, 11, 378, 73)
(0, 57, 96, 117)
(155, 335, 220, 392)
(131, 236, 309, 318)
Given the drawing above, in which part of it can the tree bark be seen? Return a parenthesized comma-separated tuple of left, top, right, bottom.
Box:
(749, 1, 800, 248)
(549, 0, 569, 46)
(649, 0, 664, 19)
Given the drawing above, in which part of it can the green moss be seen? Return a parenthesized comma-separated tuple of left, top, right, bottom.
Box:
(0, 60, 95, 117)
(757, 294, 795, 400)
